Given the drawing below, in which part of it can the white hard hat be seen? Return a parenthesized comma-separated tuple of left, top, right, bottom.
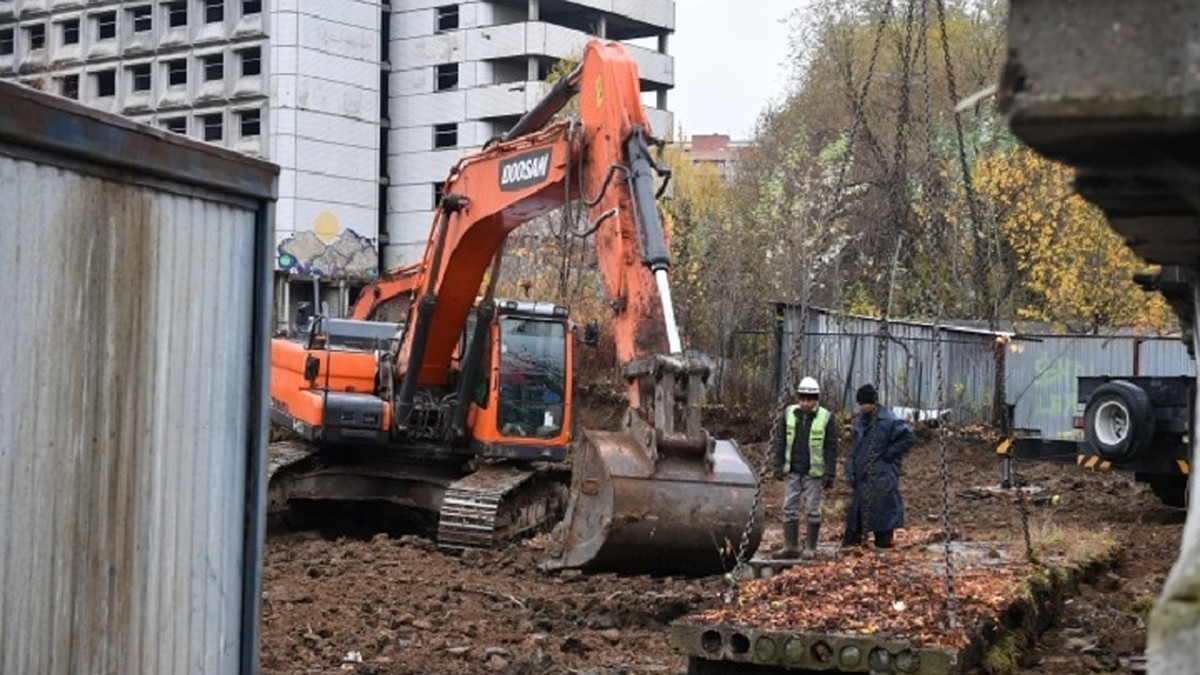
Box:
(797, 376, 820, 396)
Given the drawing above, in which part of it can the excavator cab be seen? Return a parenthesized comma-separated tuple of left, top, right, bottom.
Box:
(465, 300, 572, 461)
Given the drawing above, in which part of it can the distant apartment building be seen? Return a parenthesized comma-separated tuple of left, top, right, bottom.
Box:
(684, 133, 748, 179)
(0, 0, 674, 319)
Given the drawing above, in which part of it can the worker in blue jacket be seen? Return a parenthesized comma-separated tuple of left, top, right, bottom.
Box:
(842, 383, 916, 548)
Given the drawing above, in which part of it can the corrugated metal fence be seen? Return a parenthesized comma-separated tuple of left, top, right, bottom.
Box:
(773, 305, 1194, 429)
(0, 82, 276, 674)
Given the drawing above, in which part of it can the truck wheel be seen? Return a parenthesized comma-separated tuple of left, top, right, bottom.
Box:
(1083, 380, 1154, 462)
(1147, 475, 1188, 508)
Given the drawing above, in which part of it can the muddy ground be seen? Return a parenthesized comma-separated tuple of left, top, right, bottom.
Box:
(261, 412, 1184, 674)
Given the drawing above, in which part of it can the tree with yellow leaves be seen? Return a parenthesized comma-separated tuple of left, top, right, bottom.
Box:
(973, 147, 1175, 332)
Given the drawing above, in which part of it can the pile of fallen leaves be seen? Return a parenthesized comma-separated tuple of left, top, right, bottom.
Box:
(697, 546, 1030, 650)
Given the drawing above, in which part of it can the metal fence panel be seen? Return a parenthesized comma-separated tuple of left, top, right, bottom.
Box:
(0, 82, 276, 675)
(773, 305, 1191, 432)
(775, 307, 998, 424)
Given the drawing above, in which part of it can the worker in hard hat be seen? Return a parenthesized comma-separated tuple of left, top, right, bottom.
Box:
(771, 376, 839, 559)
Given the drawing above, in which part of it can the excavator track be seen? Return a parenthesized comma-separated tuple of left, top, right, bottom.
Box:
(266, 439, 323, 515)
(437, 464, 566, 551)
(268, 436, 566, 548)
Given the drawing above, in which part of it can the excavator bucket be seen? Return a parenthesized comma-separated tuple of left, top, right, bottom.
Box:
(543, 428, 762, 576)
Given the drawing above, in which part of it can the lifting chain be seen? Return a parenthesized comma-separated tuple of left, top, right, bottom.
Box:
(997, 342, 1037, 565)
(725, 0, 896, 603)
(858, 317, 888, 546)
(837, 0, 896, 554)
(935, 0, 984, 241)
(824, 0, 895, 227)
(934, 318, 958, 626)
(726, 305, 810, 603)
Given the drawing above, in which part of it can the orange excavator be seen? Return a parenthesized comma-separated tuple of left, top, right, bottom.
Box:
(268, 40, 761, 575)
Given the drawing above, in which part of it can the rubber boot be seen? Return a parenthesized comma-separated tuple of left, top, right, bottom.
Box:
(772, 521, 800, 559)
(874, 530, 895, 549)
(802, 523, 820, 558)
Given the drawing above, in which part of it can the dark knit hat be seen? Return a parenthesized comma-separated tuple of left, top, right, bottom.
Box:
(855, 383, 878, 405)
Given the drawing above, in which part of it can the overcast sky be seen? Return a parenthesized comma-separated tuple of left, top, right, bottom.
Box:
(668, 2, 801, 140)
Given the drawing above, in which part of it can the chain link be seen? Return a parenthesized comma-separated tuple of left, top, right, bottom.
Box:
(725, 394, 784, 603)
(725, 309, 808, 603)
(935, 0, 984, 249)
(934, 316, 958, 626)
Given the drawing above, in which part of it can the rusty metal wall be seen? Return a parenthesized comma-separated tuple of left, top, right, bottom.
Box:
(0, 82, 276, 674)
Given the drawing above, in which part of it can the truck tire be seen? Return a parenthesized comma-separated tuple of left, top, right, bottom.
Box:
(1083, 380, 1154, 462)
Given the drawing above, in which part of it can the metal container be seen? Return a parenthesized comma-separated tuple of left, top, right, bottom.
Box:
(0, 81, 277, 674)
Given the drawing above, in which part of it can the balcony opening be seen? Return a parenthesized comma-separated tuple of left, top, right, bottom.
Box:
(202, 113, 223, 141)
(433, 122, 458, 149)
(96, 12, 117, 41)
(166, 2, 187, 29)
(239, 108, 261, 137)
(94, 70, 116, 97)
(60, 19, 79, 45)
(59, 74, 79, 99)
(131, 6, 153, 33)
(239, 46, 261, 76)
(435, 63, 458, 91)
(167, 58, 187, 86)
(27, 24, 46, 51)
(202, 53, 224, 81)
(130, 63, 151, 92)
(205, 0, 224, 24)
(436, 5, 459, 32)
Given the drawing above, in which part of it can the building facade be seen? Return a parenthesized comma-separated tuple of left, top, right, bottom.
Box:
(0, 0, 674, 320)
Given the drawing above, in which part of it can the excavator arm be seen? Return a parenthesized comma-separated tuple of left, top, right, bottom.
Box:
(386, 40, 759, 573)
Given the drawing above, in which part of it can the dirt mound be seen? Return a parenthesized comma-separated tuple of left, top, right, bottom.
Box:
(261, 422, 1183, 674)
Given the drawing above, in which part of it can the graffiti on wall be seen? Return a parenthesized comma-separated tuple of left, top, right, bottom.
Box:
(277, 210, 377, 279)
(1021, 349, 1086, 440)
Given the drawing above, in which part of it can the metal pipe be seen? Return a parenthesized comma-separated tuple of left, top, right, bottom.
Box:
(393, 206, 454, 429)
(452, 245, 505, 435)
(501, 63, 582, 141)
(655, 269, 682, 354)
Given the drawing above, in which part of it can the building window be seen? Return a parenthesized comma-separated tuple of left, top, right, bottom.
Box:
(435, 63, 458, 91)
(166, 2, 187, 28)
(0, 29, 13, 56)
(239, 108, 260, 137)
(60, 74, 79, 99)
(436, 5, 459, 32)
(239, 47, 261, 76)
(130, 63, 151, 92)
(96, 12, 117, 40)
(27, 24, 46, 51)
(60, 19, 80, 45)
(162, 116, 186, 134)
(202, 113, 223, 141)
(202, 53, 223, 81)
(94, 70, 116, 97)
(433, 182, 445, 209)
(131, 6, 153, 33)
(204, 0, 224, 24)
(242, 0, 261, 16)
(166, 58, 187, 86)
(433, 123, 458, 149)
